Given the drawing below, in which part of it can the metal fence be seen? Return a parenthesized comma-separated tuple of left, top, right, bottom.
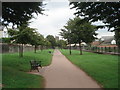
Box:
(69, 45, 119, 55)
(83, 46, 119, 55)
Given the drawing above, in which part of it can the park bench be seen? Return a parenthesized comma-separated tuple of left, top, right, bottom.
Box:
(30, 60, 42, 72)
(48, 51, 51, 53)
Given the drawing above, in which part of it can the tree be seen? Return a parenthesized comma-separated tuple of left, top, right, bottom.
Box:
(60, 23, 78, 55)
(70, 2, 120, 50)
(60, 17, 97, 55)
(1, 37, 11, 43)
(57, 40, 67, 49)
(46, 35, 56, 49)
(2, 2, 44, 28)
(30, 32, 44, 53)
(8, 25, 37, 57)
(60, 28, 73, 55)
(43, 39, 51, 49)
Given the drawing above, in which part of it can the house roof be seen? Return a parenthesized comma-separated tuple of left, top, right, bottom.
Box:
(91, 41, 100, 46)
(67, 42, 87, 46)
(101, 36, 115, 44)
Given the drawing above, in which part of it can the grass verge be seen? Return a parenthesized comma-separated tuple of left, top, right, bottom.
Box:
(2, 49, 54, 88)
(60, 49, 118, 88)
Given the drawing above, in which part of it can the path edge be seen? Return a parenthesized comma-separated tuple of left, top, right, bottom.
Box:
(59, 50, 103, 89)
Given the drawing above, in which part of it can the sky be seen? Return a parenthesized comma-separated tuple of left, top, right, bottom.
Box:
(28, 0, 115, 39)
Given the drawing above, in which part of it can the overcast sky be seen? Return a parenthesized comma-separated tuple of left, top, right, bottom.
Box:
(29, 0, 115, 39)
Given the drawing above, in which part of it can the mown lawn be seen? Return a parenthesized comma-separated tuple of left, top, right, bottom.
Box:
(2, 49, 54, 88)
(60, 49, 118, 88)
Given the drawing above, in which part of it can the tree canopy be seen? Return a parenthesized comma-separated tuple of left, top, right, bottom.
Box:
(70, 2, 120, 30)
(8, 25, 39, 57)
(60, 17, 97, 55)
(56, 40, 67, 49)
(46, 35, 56, 49)
(2, 2, 44, 28)
(60, 17, 97, 44)
(30, 32, 45, 53)
(8, 26, 37, 44)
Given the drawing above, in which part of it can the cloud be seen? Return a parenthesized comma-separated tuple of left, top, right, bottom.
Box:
(29, 1, 75, 37)
(29, 0, 114, 39)
(96, 27, 115, 38)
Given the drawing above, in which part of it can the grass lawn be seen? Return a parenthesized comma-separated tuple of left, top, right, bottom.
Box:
(2, 49, 54, 88)
(60, 49, 118, 88)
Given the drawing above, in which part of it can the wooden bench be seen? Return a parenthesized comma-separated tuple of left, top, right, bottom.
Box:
(48, 51, 52, 53)
(30, 60, 42, 72)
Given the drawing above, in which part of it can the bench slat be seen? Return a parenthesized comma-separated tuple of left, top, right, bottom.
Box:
(30, 60, 42, 72)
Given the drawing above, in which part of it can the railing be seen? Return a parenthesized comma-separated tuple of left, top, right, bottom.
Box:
(83, 46, 119, 55)
(68, 45, 119, 55)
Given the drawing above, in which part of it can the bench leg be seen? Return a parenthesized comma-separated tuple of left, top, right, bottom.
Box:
(40, 65, 42, 68)
(37, 67, 39, 72)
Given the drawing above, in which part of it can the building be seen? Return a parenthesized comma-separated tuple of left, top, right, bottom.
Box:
(0, 31, 3, 38)
(91, 41, 101, 46)
(55, 36, 59, 41)
(91, 36, 117, 48)
(95, 36, 117, 47)
(100, 36, 115, 45)
(0, 25, 3, 38)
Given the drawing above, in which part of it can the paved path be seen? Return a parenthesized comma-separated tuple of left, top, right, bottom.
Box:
(30, 49, 102, 88)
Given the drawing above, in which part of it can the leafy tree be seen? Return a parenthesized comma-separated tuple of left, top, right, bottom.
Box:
(1, 37, 11, 43)
(30, 32, 44, 53)
(57, 40, 67, 49)
(43, 39, 51, 49)
(60, 17, 97, 55)
(2, 2, 44, 28)
(46, 35, 56, 49)
(70, 2, 120, 50)
(60, 28, 75, 55)
(8, 26, 37, 57)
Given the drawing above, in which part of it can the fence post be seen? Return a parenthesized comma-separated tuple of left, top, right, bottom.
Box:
(95, 47, 97, 52)
(108, 47, 109, 53)
(92, 47, 94, 52)
(96, 47, 98, 52)
(101, 47, 103, 53)
(97, 47, 99, 52)
(100, 47, 101, 53)
(99, 47, 100, 52)
(113, 47, 116, 54)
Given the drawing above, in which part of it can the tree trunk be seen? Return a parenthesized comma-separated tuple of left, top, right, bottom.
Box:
(114, 28, 120, 89)
(34, 45, 37, 53)
(19, 45, 21, 57)
(69, 44, 71, 55)
(19, 44, 23, 57)
(79, 42, 82, 55)
(115, 29, 120, 54)
(41, 45, 43, 51)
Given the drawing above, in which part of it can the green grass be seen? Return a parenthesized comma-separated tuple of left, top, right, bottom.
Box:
(60, 49, 118, 88)
(2, 49, 54, 88)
